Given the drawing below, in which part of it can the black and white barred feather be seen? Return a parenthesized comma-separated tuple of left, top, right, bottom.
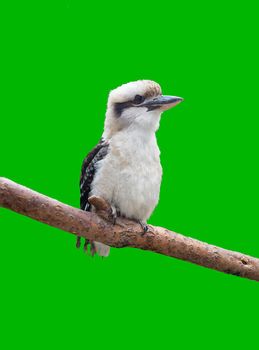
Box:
(80, 138, 109, 212)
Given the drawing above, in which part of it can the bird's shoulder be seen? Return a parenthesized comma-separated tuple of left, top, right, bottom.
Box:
(80, 138, 109, 210)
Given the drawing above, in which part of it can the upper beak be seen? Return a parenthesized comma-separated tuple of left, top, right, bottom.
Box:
(143, 95, 184, 111)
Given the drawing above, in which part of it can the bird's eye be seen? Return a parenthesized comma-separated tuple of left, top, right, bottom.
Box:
(133, 95, 145, 105)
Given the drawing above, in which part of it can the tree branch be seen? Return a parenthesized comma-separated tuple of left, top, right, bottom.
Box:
(0, 177, 258, 282)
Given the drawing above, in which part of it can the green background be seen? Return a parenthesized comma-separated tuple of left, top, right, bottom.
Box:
(0, 1, 258, 349)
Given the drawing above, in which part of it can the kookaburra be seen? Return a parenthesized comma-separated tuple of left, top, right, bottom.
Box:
(79, 80, 183, 256)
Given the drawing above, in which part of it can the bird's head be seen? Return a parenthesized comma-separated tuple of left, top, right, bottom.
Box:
(103, 80, 183, 138)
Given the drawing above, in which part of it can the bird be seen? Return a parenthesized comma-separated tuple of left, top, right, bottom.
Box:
(78, 80, 183, 256)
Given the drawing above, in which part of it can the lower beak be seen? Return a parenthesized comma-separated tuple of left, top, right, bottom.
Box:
(143, 95, 184, 111)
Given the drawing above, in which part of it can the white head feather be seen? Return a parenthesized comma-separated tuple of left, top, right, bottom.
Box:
(103, 80, 163, 139)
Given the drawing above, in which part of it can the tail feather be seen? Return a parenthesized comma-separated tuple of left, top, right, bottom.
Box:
(91, 242, 110, 257)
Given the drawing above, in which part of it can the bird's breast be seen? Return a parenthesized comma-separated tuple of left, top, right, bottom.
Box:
(91, 134, 162, 221)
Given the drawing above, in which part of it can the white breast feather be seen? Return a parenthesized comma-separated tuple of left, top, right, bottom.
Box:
(90, 128, 162, 221)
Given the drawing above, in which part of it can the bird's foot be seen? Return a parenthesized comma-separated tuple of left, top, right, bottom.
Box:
(83, 239, 90, 253)
(138, 220, 149, 234)
(76, 236, 81, 249)
(108, 205, 119, 225)
(90, 242, 97, 256)
(76, 236, 90, 253)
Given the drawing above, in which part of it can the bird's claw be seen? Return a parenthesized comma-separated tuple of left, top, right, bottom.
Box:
(90, 243, 97, 256)
(139, 221, 149, 234)
(76, 236, 81, 249)
(76, 236, 90, 252)
(109, 205, 118, 225)
(83, 239, 89, 252)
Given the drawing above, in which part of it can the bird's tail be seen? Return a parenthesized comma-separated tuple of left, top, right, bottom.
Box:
(91, 241, 110, 257)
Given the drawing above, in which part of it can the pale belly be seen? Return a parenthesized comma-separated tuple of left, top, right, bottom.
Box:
(91, 143, 162, 221)
(112, 160, 162, 221)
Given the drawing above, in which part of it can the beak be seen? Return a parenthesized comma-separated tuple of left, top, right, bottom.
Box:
(143, 95, 184, 111)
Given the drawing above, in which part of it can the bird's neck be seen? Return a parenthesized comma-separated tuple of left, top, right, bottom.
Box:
(126, 123, 156, 142)
(105, 126, 159, 158)
(103, 124, 155, 144)
(103, 111, 161, 141)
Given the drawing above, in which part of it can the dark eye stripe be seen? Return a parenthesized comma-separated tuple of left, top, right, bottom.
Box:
(114, 95, 145, 117)
(114, 101, 132, 117)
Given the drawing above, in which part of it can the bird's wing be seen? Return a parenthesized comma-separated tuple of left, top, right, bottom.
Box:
(80, 138, 109, 211)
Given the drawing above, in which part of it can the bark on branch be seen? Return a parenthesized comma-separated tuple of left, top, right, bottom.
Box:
(0, 177, 258, 282)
